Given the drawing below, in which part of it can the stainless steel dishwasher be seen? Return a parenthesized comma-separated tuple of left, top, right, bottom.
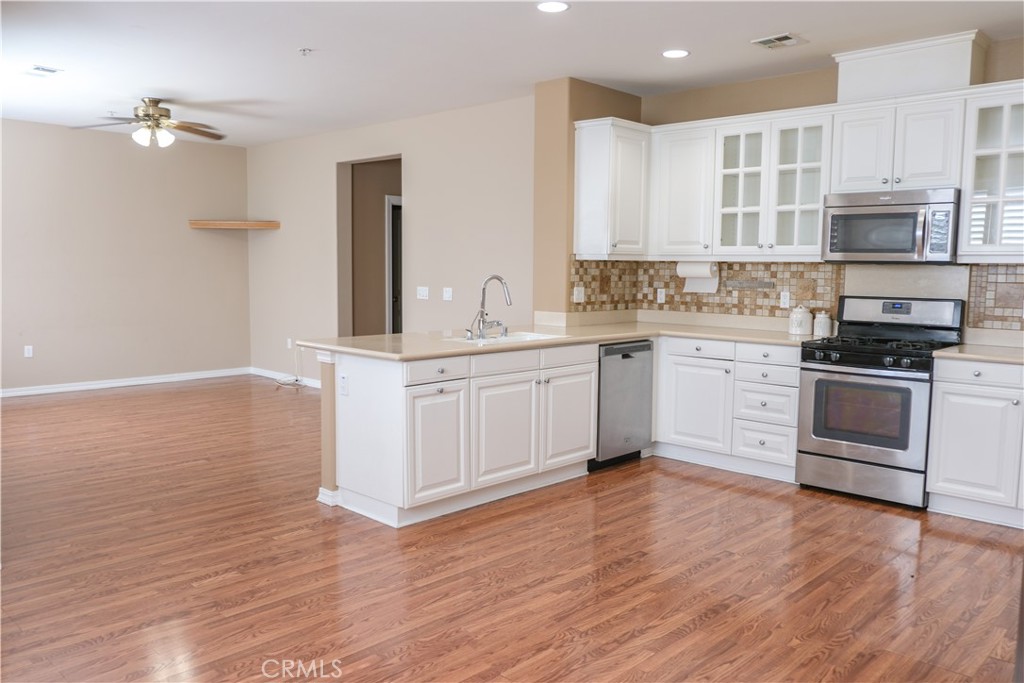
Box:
(596, 340, 653, 463)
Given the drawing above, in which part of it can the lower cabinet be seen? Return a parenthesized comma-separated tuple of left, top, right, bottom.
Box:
(406, 380, 470, 506)
(657, 347, 735, 454)
(540, 364, 599, 469)
(927, 367, 1024, 508)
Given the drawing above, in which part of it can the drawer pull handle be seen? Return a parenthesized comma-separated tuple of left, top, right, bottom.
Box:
(762, 352, 769, 358)
(762, 371, 768, 378)
(760, 400, 767, 407)
(758, 439, 766, 446)
(437, 367, 445, 374)
(973, 370, 982, 377)
(544, 378, 551, 384)
(436, 388, 444, 394)
(1013, 399, 1020, 406)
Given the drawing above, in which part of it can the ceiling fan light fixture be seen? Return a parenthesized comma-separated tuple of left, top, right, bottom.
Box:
(155, 127, 175, 148)
(131, 125, 154, 147)
(537, 2, 569, 13)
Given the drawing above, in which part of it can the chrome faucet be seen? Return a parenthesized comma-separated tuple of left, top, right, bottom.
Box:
(466, 274, 512, 340)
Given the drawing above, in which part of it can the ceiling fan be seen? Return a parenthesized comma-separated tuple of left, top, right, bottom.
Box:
(80, 97, 225, 147)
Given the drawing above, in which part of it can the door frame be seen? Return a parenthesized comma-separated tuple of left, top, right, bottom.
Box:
(384, 195, 403, 334)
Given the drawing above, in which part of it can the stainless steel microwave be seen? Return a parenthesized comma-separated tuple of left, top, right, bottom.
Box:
(822, 188, 959, 264)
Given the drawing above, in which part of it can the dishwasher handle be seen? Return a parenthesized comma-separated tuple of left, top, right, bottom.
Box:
(600, 340, 653, 358)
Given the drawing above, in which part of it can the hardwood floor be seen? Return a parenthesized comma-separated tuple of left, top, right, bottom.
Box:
(2, 375, 1020, 682)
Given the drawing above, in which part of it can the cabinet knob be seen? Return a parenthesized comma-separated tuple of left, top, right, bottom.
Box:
(437, 367, 445, 374)
(767, 243, 774, 249)
(973, 370, 982, 377)
(535, 379, 542, 384)
(436, 387, 444, 394)
(695, 346, 702, 351)
(760, 400, 768, 407)
(544, 378, 551, 384)
(1013, 399, 1020, 406)
(758, 439, 766, 446)
(757, 243, 764, 249)
(894, 177, 902, 184)
(725, 368, 731, 374)
(881, 177, 890, 185)
(762, 371, 768, 378)
(703, 243, 709, 249)
(762, 352, 769, 358)
(611, 241, 618, 248)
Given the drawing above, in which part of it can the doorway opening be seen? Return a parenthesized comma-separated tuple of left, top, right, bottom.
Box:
(385, 195, 402, 334)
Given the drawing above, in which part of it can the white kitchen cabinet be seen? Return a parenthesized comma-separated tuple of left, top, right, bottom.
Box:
(656, 340, 735, 454)
(730, 343, 801, 466)
(647, 126, 716, 258)
(831, 100, 964, 192)
(540, 363, 599, 469)
(574, 118, 650, 260)
(767, 115, 831, 259)
(957, 90, 1024, 263)
(927, 360, 1024, 509)
(472, 371, 540, 487)
(406, 380, 470, 505)
(713, 122, 770, 257)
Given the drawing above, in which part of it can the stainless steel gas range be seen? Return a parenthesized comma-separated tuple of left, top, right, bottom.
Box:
(796, 296, 966, 507)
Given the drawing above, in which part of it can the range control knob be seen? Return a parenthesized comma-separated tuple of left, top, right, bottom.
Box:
(814, 350, 825, 361)
(829, 351, 840, 362)
(883, 356, 895, 367)
(900, 357, 913, 368)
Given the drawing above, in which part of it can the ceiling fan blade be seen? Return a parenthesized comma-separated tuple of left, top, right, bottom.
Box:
(166, 119, 218, 130)
(166, 122, 225, 140)
(72, 117, 139, 129)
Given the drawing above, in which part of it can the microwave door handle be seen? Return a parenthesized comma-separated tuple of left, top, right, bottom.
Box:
(916, 208, 928, 261)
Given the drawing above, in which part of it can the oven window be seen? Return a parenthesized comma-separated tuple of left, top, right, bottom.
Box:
(831, 213, 918, 253)
(813, 380, 912, 450)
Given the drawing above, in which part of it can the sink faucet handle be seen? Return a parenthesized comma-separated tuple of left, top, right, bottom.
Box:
(464, 328, 474, 340)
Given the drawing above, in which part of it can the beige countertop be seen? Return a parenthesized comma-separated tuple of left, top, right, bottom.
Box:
(934, 344, 1024, 365)
(297, 322, 813, 361)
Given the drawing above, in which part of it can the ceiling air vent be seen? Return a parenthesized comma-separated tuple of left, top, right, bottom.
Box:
(751, 33, 804, 49)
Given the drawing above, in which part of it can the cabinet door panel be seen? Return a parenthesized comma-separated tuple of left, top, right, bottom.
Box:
(927, 382, 1023, 507)
(831, 108, 896, 192)
(610, 131, 648, 254)
(407, 382, 470, 506)
(472, 373, 539, 487)
(649, 128, 715, 256)
(656, 355, 733, 453)
(893, 101, 964, 189)
(541, 364, 598, 469)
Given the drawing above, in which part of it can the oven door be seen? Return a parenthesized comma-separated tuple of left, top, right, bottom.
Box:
(798, 364, 931, 470)
(823, 205, 926, 262)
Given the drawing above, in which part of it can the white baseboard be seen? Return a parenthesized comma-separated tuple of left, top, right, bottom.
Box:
(2, 367, 320, 398)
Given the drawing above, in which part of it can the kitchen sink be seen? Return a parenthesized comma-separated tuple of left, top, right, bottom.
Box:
(443, 332, 567, 345)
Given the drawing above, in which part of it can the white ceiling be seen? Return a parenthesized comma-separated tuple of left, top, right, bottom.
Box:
(3, 1, 1022, 147)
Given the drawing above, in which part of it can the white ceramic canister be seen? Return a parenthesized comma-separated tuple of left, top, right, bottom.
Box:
(788, 305, 812, 335)
(813, 310, 833, 338)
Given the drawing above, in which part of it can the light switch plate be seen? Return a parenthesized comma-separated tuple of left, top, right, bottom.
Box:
(572, 286, 585, 303)
(416, 286, 429, 300)
(656, 288, 666, 304)
(780, 290, 791, 308)
(442, 287, 453, 301)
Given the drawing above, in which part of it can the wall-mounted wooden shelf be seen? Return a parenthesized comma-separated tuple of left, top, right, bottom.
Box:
(189, 220, 280, 230)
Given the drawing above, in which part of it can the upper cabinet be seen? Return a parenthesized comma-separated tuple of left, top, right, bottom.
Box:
(831, 100, 964, 192)
(647, 126, 715, 258)
(957, 91, 1024, 263)
(767, 115, 831, 258)
(713, 122, 770, 257)
(574, 118, 649, 260)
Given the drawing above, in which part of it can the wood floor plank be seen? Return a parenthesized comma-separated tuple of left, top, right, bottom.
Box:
(2, 376, 1021, 682)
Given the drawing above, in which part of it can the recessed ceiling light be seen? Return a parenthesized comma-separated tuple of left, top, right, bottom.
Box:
(537, 2, 570, 13)
(662, 49, 690, 59)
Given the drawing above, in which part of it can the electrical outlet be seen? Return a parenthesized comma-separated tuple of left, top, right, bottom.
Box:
(23, 345, 33, 358)
(287, 338, 292, 350)
(656, 288, 666, 304)
(442, 287, 453, 301)
(572, 286, 585, 303)
(416, 286, 429, 300)
(338, 374, 349, 396)
(780, 290, 791, 308)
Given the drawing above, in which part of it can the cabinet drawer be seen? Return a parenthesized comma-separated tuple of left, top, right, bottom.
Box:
(661, 337, 735, 360)
(934, 359, 1023, 388)
(404, 356, 470, 386)
(735, 343, 800, 366)
(541, 343, 599, 368)
(471, 349, 541, 377)
(733, 382, 799, 426)
(734, 362, 800, 387)
(732, 420, 797, 466)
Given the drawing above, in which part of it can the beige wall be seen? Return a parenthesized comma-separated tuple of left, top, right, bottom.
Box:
(247, 96, 535, 376)
(532, 78, 641, 314)
(986, 36, 1024, 83)
(1, 119, 250, 389)
(351, 158, 402, 336)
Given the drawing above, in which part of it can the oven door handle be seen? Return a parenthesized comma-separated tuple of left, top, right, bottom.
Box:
(800, 362, 930, 382)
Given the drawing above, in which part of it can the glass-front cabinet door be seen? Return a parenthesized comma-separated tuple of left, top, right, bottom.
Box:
(768, 115, 831, 260)
(714, 123, 769, 256)
(958, 92, 1024, 263)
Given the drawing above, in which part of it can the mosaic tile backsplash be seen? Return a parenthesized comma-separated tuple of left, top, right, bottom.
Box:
(570, 260, 1023, 330)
